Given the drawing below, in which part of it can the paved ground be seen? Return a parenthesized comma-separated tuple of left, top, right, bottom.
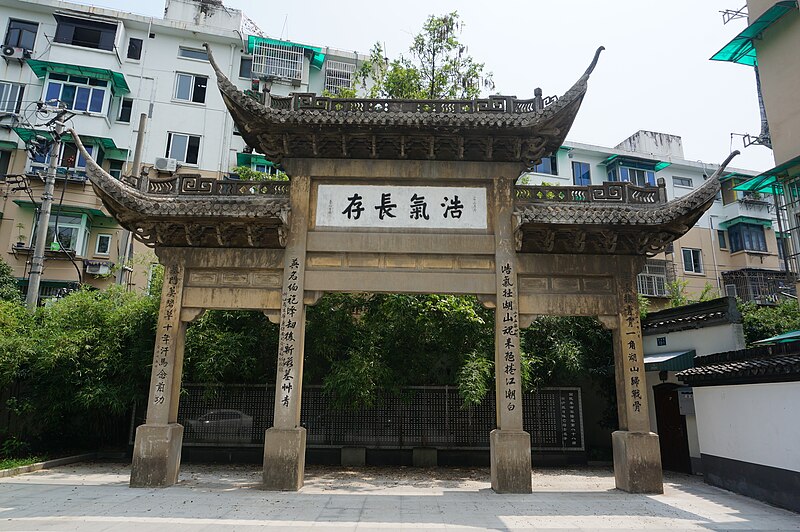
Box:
(0, 462, 797, 531)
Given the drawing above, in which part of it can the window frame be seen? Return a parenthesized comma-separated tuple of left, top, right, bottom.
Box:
(571, 161, 591, 186)
(728, 223, 768, 253)
(94, 233, 112, 256)
(53, 15, 117, 52)
(44, 73, 109, 114)
(531, 155, 558, 176)
(178, 46, 208, 61)
(717, 229, 728, 250)
(0, 81, 24, 114)
(34, 212, 90, 255)
(127, 37, 143, 60)
(682, 247, 703, 274)
(117, 97, 133, 122)
(173, 72, 208, 104)
(673, 176, 693, 188)
(4, 19, 38, 51)
(324, 60, 356, 94)
(166, 132, 201, 165)
(620, 167, 656, 187)
(239, 56, 253, 79)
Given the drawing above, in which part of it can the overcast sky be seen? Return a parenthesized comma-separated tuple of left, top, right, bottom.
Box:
(86, 0, 773, 172)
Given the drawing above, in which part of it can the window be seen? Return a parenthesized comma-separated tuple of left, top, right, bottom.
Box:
(174, 73, 207, 104)
(531, 155, 557, 175)
(251, 40, 304, 80)
(32, 143, 94, 171)
(54, 15, 116, 51)
(324, 60, 356, 94)
(656, 337, 667, 346)
(36, 213, 90, 254)
(673, 176, 693, 188)
(108, 160, 123, 180)
(45, 73, 108, 113)
(728, 223, 768, 253)
(620, 167, 655, 187)
(717, 229, 728, 250)
(571, 161, 591, 186)
(127, 37, 142, 60)
(682, 248, 703, 274)
(118, 98, 133, 122)
(239, 57, 252, 78)
(5, 19, 38, 50)
(166, 132, 200, 165)
(637, 259, 668, 297)
(0, 82, 24, 113)
(95, 233, 112, 256)
(178, 46, 208, 61)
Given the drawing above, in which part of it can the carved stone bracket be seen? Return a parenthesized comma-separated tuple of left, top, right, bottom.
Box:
(180, 307, 206, 323)
(263, 309, 280, 325)
(477, 294, 496, 309)
(597, 315, 618, 330)
(303, 290, 324, 306)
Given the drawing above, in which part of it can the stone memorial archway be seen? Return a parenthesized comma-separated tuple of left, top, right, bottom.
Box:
(76, 45, 737, 494)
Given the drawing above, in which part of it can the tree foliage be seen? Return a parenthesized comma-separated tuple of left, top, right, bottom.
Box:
(356, 12, 493, 100)
(0, 258, 21, 303)
(739, 299, 800, 345)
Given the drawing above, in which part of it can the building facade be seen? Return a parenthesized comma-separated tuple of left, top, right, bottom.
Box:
(522, 130, 791, 307)
(0, 0, 365, 301)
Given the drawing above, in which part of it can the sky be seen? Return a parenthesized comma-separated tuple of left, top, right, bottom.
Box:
(85, 0, 774, 172)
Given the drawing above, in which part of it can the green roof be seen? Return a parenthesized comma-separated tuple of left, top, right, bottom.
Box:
(752, 329, 800, 345)
(643, 350, 695, 372)
(13, 199, 111, 219)
(236, 152, 275, 168)
(710, 1, 798, 66)
(26, 59, 130, 95)
(0, 140, 18, 151)
(12, 127, 124, 153)
(247, 36, 326, 70)
(718, 215, 773, 230)
(733, 174, 783, 194)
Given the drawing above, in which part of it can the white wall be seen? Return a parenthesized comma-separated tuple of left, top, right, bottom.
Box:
(643, 323, 745, 357)
(694, 381, 800, 472)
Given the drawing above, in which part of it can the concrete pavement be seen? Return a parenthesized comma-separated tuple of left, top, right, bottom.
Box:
(0, 462, 797, 530)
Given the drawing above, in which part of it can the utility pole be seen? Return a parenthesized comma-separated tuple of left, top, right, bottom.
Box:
(25, 107, 70, 310)
(116, 112, 148, 285)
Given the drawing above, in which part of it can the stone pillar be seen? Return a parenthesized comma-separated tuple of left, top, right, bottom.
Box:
(610, 260, 663, 494)
(489, 176, 532, 494)
(263, 175, 310, 491)
(130, 262, 187, 488)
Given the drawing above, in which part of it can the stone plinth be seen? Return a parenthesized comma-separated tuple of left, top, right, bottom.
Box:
(490, 429, 532, 493)
(130, 423, 184, 488)
(263, 427, 306, 491)
(612, 430, 663, 493)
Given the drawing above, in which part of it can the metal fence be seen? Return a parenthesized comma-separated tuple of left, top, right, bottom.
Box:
(142, 385, 584, 451)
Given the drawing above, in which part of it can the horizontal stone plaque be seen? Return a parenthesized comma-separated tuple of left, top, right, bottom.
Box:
(315, 185, 487, 229)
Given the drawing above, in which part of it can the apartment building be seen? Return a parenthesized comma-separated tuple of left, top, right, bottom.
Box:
(0, 0, 365, 302)
(522, 130, 791, 307)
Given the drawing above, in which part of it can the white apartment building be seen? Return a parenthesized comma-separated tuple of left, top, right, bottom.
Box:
(522, 130, 792, 307)
(0, 0, 365, 300)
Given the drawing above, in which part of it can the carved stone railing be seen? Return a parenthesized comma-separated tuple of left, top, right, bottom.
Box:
(515, 179, 668, 205)
(266, 91, 559, 114)
(136, 174, 290, 196)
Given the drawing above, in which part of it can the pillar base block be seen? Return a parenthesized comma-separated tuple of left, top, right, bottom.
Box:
(263, 427, 306, 491)
(130, 423, 184, 488)
(490, 429, 532, 493)
(612, 430, 663, 494)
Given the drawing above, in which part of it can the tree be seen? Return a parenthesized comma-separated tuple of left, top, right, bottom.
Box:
(0, 258, 21, 302)
(356, 12, 493, 100)
(740, 299, 800, 345)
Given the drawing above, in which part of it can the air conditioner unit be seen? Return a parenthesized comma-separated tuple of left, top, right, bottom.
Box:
(1, 46, 28, 60)
(154, 157, 177, 173)
(85, 263, 111, 275)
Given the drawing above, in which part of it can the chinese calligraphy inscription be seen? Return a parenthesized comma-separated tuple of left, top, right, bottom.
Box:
(617, 273, 649, 432)
(278, 257, 302, 411)
(316, 185, 487, 229)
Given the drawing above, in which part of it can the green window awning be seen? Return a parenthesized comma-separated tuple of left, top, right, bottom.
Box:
(599, 154, 665, 171)
(12, 199, 112, 219)
(12, 127, 125, 154)
(733, 174, 783, 194)
(0, 140, 18, 151)
(710, 1, 798, 66)
(26, 59, 130, 94)
(103, 147, 129, 161)
(644, 350, 696, 372)
(247, 35, 326, 70)
(718, 215, 773, 230)
(236, 152, 275, 168)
